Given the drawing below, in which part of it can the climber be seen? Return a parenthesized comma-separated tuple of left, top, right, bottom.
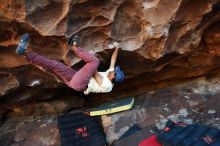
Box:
(16, 33, 125, 95)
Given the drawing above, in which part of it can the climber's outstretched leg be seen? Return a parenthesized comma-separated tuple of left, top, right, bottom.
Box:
(25, 51, 76, 82)
(16, 33, 76, 83)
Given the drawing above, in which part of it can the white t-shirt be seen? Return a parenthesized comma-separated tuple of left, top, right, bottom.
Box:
(84, 68, 114, 95)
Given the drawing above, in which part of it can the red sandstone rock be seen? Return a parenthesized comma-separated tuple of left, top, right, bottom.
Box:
(0, 0, 220, 116)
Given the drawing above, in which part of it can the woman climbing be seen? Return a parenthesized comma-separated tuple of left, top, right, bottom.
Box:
(16, 33, 125, 95)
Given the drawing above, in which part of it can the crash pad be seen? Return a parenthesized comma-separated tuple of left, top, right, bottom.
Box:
(114, 128, 152, 146)
(57, 112, 106, 146)
(89, 97, 134, 116)
(139, 135, 162, 146)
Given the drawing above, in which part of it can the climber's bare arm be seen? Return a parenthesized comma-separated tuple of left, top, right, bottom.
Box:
(109, 47, 119, 69)
(94, 48, 120, 85)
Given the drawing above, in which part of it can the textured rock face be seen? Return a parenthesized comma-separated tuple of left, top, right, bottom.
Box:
(1, 0, 220, 117)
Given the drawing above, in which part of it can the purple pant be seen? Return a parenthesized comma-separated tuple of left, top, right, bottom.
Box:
(26, 47, 99, 91)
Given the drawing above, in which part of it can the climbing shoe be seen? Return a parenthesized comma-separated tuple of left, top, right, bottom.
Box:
(68, 34, 78, 46)
(16, 33, 30, 55)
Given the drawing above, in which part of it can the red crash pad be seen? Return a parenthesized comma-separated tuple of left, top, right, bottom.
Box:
(139, 135, 162, 146)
